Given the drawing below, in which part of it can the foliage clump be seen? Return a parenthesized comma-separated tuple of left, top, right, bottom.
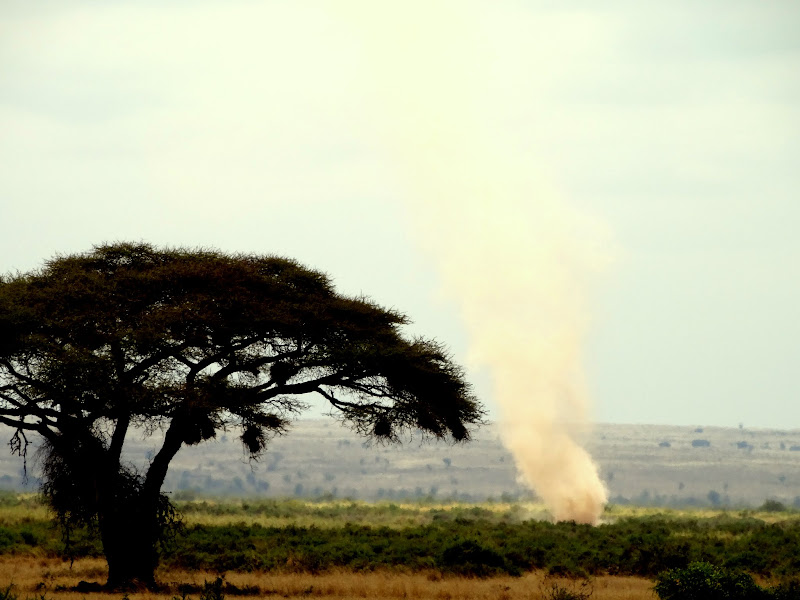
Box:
(654, 562, 800, 600)
(654, 562, 763, 600)
(438, 539, 520, 577)
(760, 499, 787, 513)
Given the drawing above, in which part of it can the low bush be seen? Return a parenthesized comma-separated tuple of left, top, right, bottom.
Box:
(654, 562, 765, 600)
(540, 578, 593, 600)
(654, 562, 800, 600)
(0, 497, 799, 581)
(438, 539, 518, 577)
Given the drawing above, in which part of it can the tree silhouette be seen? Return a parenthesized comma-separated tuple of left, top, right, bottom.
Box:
(0, 243, 483, 589)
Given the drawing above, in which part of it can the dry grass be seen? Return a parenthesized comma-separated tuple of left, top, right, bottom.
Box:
(0, 504, 51, 526)
(176, 498, 800, 530)
(601, 503, 800, 525)
(177, 500, 552, 529)
(3, 496, 796, 530)
(0, 557, 655, 600)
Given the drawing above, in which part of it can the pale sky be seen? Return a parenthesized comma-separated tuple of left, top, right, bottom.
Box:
(1, 1, 798, 429)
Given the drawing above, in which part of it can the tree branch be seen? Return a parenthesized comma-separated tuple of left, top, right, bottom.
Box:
(108, 413, 130, 465)
(0, 414, 58, 440)
(314, 388, 381, 412)
(0, 387, 61, 419)
(0, 359, 54, 393)
(141, 418, 184, 503)
(124, 341, 191, 381)
(255, 373, 342, 400)
(210, 351, 293, 382)
(0, 395, 59, 429)
(182, 336, 278, 383)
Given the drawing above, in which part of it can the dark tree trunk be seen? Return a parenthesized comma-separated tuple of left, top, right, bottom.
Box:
(92, 466, 163, 590)
(97, 414, 162, 589)
(41, 418, 186, 590)
(96, 420, 185, 590)
(100, 510, 160, 590)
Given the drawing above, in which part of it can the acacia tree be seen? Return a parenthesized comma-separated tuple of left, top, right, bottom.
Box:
(0, 243, 483, 589)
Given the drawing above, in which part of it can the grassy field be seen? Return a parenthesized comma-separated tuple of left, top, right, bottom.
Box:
(0, 558, 656, 600)
(177, 497, 800, 528)
(0, 495, 798, 599)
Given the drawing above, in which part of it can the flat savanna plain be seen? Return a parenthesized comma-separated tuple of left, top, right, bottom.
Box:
(0, 422, 799, 598)
(0, 497, 798, 600)
(142, 421, 800, 507)
(2, 421, 800, 507)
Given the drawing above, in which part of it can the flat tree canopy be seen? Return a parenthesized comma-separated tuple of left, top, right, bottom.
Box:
(0, 243, 483, 588)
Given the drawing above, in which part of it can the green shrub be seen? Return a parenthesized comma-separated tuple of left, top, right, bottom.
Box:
(769, 578, 800, 600)
(437, 539, 517, 577)
(760, 500, 787, 513)
(654, 562, 767, 600)
(0, 530, 17, 551)
(19, 529, 39, 546)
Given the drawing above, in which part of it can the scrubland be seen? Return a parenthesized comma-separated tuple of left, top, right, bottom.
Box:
(0, 558, 655, 600)
(0, 495, 799, 599)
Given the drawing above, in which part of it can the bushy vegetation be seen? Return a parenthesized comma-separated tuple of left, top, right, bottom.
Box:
(164, 513, 800, 578)
(654, 562, 800, 600)
(0, 495, 798, 582)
